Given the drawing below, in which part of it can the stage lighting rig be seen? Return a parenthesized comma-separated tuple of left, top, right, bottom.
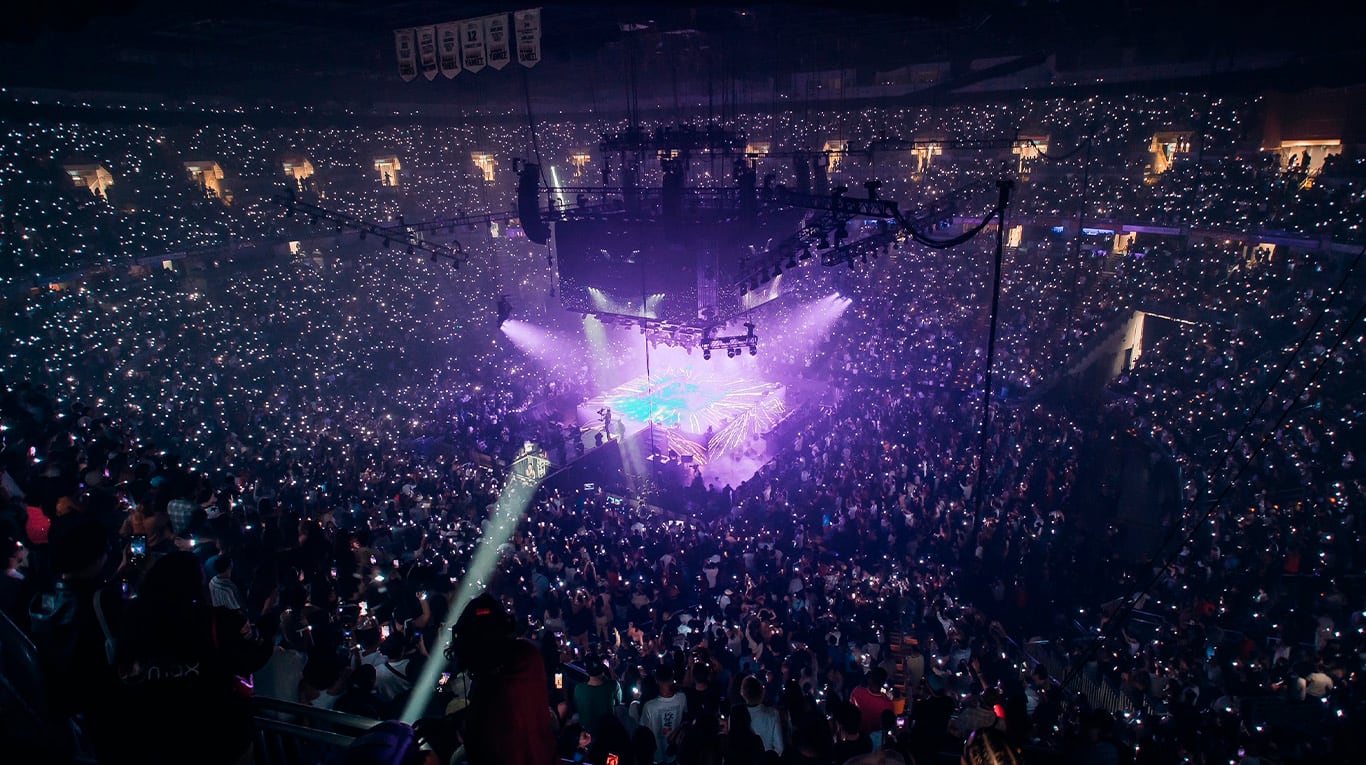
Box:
(734, 176, 998, 290)
(700, 322, 758, 360)
(585, 311, 710, 351)
(271, 191, 466, 267)
(599, 124, 746, 156)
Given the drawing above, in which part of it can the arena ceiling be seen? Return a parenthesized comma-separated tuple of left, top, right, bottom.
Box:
(0, 1, 1362, 107)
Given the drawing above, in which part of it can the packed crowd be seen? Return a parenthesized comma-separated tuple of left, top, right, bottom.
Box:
(0, 92, 1363, 765)
(5, 93, 1365, 284)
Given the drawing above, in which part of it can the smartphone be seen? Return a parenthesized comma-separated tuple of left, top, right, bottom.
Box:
(896, 715, 906, 729)
(129, 535, 147, 557)
(605, 755, 619, 765)
(554, 672, 564, 690)
(381, 624, 391, 640)
(439, 671, 452, 688)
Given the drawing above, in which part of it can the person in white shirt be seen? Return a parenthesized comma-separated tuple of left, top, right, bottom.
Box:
(208, 555, 242, 611)
(639, 665, 688, 763)
(254, 611, 310, 703)
(741, 674, 785, 756)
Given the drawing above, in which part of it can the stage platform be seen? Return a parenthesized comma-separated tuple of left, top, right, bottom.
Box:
(576, 367, 788, 488)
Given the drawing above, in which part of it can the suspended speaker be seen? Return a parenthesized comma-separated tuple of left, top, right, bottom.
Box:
(518, 163, 551, 245)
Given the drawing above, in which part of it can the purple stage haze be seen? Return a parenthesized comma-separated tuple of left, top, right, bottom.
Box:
(500, 293, 851, 486)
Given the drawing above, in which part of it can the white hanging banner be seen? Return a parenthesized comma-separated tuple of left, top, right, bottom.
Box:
(485, 13, 511, 70)
(395, 28, 418, 82)
(417, 25, 439, 81)
(515, 8, 542, 68)
(438, 22, 462, 78)
(461, 17, 488, 73)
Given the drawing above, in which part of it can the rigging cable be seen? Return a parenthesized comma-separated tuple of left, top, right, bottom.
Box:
(966, 180, 1015, 558)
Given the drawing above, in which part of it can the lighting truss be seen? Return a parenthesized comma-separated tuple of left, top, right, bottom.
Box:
(271, 191, 467, 267)
(734, 177, 997, 293)
(585, 311, 714, 350)
(700, 322, 758, 360)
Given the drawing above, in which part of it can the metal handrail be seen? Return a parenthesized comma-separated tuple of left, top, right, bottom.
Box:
(250, 697, 383, 765)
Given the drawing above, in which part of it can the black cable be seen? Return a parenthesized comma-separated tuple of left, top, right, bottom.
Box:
(1027, 129, 1095, 163)
(966, 181, 1014, 559)
(1059, 247, 1366, 692)
(902, 204, 1002, 249)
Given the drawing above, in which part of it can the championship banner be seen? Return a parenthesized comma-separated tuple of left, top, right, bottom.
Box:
(395, 28, 418, 82)
(515, 7, 541, 68)
(461, 17, 487, 73)
(438, 23, 462, 78)
(485, 13, 511, 70)
(417, 26, 439, 81)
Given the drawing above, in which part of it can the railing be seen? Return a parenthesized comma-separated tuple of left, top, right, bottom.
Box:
(250, 697, 382, 765)
(1038, 645, 1138, 717)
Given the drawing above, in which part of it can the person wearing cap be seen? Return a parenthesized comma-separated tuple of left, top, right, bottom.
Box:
(448, 592, 556, 765)
(573, 654, 621, 737)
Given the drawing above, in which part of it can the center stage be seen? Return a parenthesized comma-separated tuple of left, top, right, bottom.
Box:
(577, 367, 788, 489)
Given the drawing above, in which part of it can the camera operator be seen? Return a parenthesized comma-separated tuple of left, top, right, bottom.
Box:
(445, 592, 556, 765)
